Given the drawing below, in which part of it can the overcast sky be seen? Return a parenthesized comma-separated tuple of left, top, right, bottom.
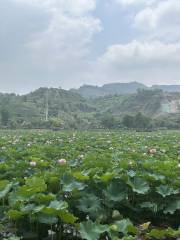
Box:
(0, 0, 180, 93)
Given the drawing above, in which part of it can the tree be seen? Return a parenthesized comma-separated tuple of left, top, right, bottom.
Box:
(1, 109, 10, 126)
(122, 115, 134, 128)
(122, 112, 153, 130)
(101, 114, 116, 129)
(133, 112, 149, 129)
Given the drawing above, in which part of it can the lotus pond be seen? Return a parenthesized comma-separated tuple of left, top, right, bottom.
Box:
(0, 130, 180, 240)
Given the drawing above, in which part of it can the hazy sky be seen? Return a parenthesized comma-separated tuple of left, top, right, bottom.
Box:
(0, 0, 180, 93)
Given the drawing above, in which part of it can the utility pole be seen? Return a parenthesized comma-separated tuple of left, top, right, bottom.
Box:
(45, 89, 49, 121)
(58, 110, 61, 119)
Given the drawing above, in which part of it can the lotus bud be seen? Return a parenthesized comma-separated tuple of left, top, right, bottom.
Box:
(148, 148, 157, 154)
(29, 161, 37, 167)
(57, 159, 67, 165)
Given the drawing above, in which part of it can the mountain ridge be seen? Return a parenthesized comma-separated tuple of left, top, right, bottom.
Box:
(71, 82, 180, 98)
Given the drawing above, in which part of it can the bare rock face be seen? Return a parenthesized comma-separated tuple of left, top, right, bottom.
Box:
(161, 99, 180, 114)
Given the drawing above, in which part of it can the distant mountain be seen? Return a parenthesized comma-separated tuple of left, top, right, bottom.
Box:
(152, 85, 180, 93)
(102, 82, 147, 95)
(71, 82, 147, 98)
(71, 82, 180, 98)
(71, 85, 106, 98)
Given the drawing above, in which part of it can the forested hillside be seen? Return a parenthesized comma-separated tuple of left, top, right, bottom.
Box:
(92, 89, 180, 116)
(0, 88, 95, 129)
(0, 87, 180, 130)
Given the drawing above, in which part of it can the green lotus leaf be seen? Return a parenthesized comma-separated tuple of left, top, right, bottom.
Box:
(148, 229, 169, 239)
(7, 209, 24, 220)
(100, 172, 116, 183)
(0, 183, 12, 200)
(164, 200, 180, 214)
(20, 203, 36, 214)
(17, 177, 47, 198)
(0, 180, 10, 190)
(61, 173, 86, 192)
(79, 220, 109, 240)
(25, 177, 47, 192)
(58, 211, 78, 224)
(156, 185, 179, 197)
(128, 177, 150, 194)
(38, 213, 58, 224)
(8, 191, 26, 207)
(49, 200, 68, 211)
(41, 200, 68, 216)
(112, 219, 137, 235)
(32, 205, 45, 213)
(32, 193, 56, 204)
(73, 171, 90, 181)
(78, 193, 103, 218)
(104, 181, 128, 202)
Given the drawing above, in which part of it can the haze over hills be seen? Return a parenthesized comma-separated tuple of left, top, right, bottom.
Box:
(152, 85, 180, 92)
(71, 82, 180, 99)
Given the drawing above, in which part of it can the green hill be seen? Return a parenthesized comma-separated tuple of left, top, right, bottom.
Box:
(92, 89, 180, 116)
(0, 88, 95, 129)
(0, 87, 179, 129)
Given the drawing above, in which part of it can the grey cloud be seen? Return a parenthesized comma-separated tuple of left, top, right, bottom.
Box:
(0, 0, 180, 94)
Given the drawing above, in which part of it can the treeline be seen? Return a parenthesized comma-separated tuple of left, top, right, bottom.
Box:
(1, 108, 180, 131)
(100, 112, 180, 130)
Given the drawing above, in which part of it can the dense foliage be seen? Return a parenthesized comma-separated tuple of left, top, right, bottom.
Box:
(0, 130, 179, 239)
(0, 88, 180, 130)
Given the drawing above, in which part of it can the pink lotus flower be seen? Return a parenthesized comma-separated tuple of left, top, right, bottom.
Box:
(29, 161, 37, 167)
(57, 159, 67, 166)
(148, 148, 157, 154)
